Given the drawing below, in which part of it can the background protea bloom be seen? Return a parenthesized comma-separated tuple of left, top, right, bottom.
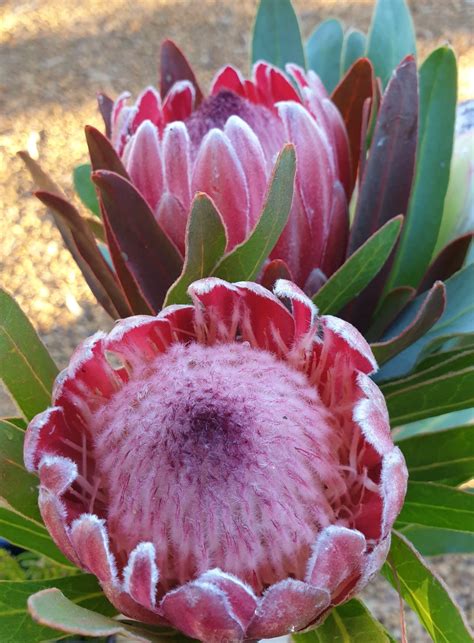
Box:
(24, 278, 407, 641)
(106, 41, 351, 290)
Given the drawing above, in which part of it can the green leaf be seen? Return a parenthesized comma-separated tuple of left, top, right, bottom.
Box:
(313, 216, 402, 315)
(0, 509, 72, 568)
(293, 598, 395, 642)
(164, 194, 227, 306)
(252, 0, 305, 69)
(0, 419, 42, 525)
(398, 424, 474, 485)
(1, 417, 27, 430)
(212, 145, 296, 281)
(366, 0, 416, 87)
(376, 263, 474, 381)
(382, 531, 472, 642)
(341, 29, 367, 75)
(73, 163, 100, 217)
(393, 408, 474, 441)
(306, 19, 344, 93)
(0, 289, 58, 421)
(386, 47, 457, 289)
(0, 574, 116, 642)
(399, 525, 474, 556)
(396, 482, 474, 533)
(384, 366, 474, 425)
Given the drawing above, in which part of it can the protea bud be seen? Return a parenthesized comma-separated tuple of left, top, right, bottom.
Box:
(24, 278, 407, 641)
(108, 46, 351, 289)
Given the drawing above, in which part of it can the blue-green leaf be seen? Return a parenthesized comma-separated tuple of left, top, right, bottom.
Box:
(386, 47, 457, 289)
(376, 263, 474, 381)
(73, 163, 100, 217)
(252, 0, 305, 69)
(366, 0, 416, 87)
(341, 29, 367, 75)
(399, 525, 474, 556)
(306, 19, 344, 93)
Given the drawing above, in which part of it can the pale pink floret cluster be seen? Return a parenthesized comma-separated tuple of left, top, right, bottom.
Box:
(111, 62, 351, 287)
(24, 278, 407, 641)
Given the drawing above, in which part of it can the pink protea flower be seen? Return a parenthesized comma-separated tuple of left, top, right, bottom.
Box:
(24, 278, 407, 641)
(108, 44, 351, 289)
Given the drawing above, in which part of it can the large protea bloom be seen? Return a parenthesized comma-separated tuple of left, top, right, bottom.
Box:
(24, 278, 407, 641)
(105, 42, 351, 289)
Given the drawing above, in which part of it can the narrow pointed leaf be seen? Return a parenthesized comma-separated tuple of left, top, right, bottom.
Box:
(365, 286, 416, 342)
(348, 56, 417, 253)
(332, 58, 374, 189)
(399, 525, 474, 556)
(0, 290, 57, 420)
(313, 216, 402, 315)
(398, 425, 474, 485)
(251, 0, 305, 69)
(35, 191, 131, 318)
(213, 145, 296, 281)
(418, 233, 474, 293)
(384, 366, 474, 426)
(306, 19, 344, 93)
(382, 531, 472, 643)
(396, 482, 474, 533)
(73, 163, 100, 217)
(85, 125, 129, 177)
(164, 194, 227, 306)
(371, 281, 446, 364)
(93, 171, 183, 313)
(0, 419, 42, 524)
(293, 598, 395, 642)
(160, 39, 203, 105)
(18, 151, 120, 319)
(367, 0, 416, 87)
(341, 29, 367, 74)
(386, 47, 457, 290)
(97, 93, 113, 138)
(377, 263, 474, 380)
(0, 575, 116, 642)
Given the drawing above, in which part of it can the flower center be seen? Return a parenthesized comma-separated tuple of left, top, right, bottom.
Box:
(185, 89, 273, 148)
(92, 341, 344, 593)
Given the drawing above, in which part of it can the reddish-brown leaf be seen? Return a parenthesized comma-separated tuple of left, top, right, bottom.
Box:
(85, 125, 129, 177)
(93, 171, 183, 313)
(35, 191, 132, 318)
(331, 58, 375, 193)
(160, 39, 204, 106)
(348, 56, 418, 254)
(371, 281, 446, 365)
(365, 286, 416, 342)
(18, 151, 120, 319)
(261, 259, 293, 292)
(97, 93, 114, 139)
(418, 233, 474, 293)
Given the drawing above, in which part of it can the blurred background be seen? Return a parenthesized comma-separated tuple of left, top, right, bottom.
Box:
(0, 0, 473, 638)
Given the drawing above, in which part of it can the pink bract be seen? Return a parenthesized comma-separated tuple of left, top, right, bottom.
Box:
(24, 278, 407, 641)
(110, 54, 351, 289)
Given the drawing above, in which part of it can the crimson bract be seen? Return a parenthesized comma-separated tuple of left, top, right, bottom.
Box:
(24, 278, 407, 641)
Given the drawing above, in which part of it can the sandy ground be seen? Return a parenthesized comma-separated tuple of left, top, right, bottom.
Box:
(1, 0, 473, 639)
